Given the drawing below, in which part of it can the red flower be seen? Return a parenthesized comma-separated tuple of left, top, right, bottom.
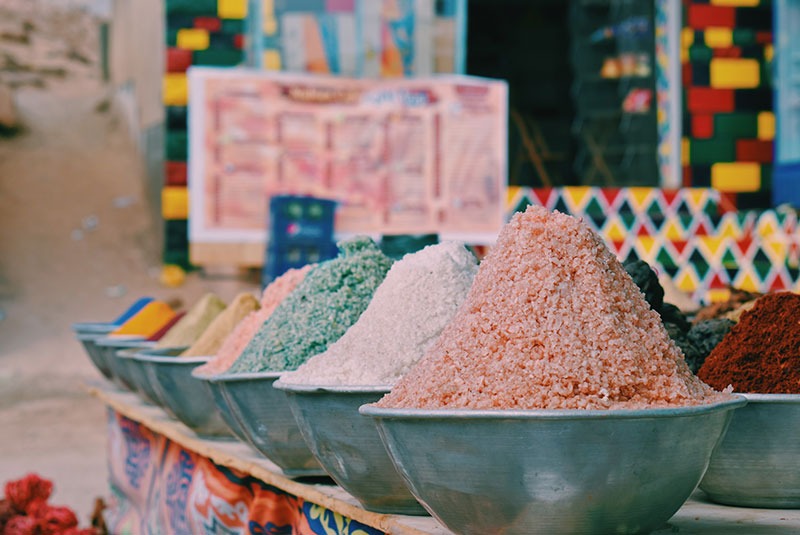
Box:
(37, 505, 78, 535)
(5, 474, 53, 514)
(3, 515, 37, 535)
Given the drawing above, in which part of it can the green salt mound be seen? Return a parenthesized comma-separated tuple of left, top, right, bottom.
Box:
(229, 236, 394, 373)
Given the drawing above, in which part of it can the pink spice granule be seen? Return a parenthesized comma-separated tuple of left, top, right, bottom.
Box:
(377, 206, 731, 410)
(193, 265, 312, 376)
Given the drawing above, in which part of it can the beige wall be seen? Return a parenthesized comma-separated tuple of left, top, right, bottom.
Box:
(109, 0, 164, 131)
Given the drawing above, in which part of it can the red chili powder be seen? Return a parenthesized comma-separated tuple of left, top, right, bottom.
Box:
(697, 292, 800, 393)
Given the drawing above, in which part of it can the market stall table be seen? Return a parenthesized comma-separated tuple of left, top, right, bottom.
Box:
(87, 381, 800, 534)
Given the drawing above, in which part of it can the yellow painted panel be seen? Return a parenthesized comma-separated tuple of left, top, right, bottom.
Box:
(682, 138, 690, 166)
(758, 111, 775, 140)
(163, 73, 188, 106)
(711, 162, 761, 192)
(682, 28, 695, 48)
(765, 44, 774, 63)
(264, 16, 278, 35)
(218, 0, 247, 19)
(705, 27, 733, 48)
(710, 58, 760, 88)
(162, 187, 189, 219)
(263, 50, 282, 71)
(176, 28, 209, 51)
(710, 0, 760, 6)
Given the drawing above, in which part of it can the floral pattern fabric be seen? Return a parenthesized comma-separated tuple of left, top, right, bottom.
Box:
(104, 410, 383, 535)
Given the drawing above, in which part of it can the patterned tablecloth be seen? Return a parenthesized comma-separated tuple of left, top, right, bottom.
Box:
(105, 409, 382, 535)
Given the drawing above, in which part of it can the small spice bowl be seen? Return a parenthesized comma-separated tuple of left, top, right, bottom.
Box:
(94, 336, 151, 389)
(700, 393, 800, 508)
(117, 348, 161, 405)
(103, 337, 156, 391)
(75, 332, 115, 380)
(133, 347, 233, 439)
(274, 381, 427, 515)
(209, 372, 326, 477)
(361, 396, 746, 535)
(191, 369, 250, 442)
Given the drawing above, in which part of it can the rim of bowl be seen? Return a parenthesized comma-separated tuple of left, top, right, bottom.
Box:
(75, 332, 108, 341)
(359, 395, 747, 420)
(136, 346, 190, 356)
(95, 335, 148, 347)
(274, 380, 391, 394)
(71, 322, 115, 333)
(206, 371, 283, 383)
(117, 348, 150, 359)
(739, 393, 800, 403)
(131, 354, 210, 365)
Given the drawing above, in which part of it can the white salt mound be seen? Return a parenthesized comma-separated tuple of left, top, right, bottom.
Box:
(378, 206, 731, 410)
(281, 242, 479, 386)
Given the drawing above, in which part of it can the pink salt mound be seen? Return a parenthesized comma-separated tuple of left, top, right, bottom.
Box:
(378, 206, 731, 410)
(194, 265, 312, 376)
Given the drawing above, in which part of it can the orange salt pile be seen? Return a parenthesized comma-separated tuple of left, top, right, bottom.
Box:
(110, 300, 176, 339)
(378, 206, 730, 410)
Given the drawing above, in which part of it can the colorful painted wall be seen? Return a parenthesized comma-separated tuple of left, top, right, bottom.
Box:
(162, 0, 249, 267)
(681, 0, 775, 209)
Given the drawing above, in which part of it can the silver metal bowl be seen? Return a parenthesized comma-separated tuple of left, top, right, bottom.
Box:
(95, 336, 151, 391)
(275, 381, 426, 515)
(132, 347, 187, 413)
(117, 348, 160, 405)
(71, 321, 116, 335)
(361, 397, 746, 535)
(209, 372, 325, 477)
(192, 369, 250, 442)
(700, 393, 800, 508)
(133, 348, 233, 439)
(75, 332, 114, 380)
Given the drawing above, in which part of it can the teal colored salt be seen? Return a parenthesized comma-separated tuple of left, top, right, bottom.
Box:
(228, 237, 394, 373)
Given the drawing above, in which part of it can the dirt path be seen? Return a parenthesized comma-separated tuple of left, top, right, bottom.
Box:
(0, 2, 255, 525)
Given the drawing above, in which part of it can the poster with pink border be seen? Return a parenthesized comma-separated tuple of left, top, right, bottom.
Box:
(188, 68, 507, 246)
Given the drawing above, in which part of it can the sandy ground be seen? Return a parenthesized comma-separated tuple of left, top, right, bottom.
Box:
(0, 2, 255, 526)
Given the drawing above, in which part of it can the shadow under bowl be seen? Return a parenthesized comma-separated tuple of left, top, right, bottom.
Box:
(700, 393, 800, 508)
(209, 372, 325, 477)
(275, 381, 427, 515)
(361, 396, 747, 535)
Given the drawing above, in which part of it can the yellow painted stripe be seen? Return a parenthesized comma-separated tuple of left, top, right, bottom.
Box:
(711, 162, 761, 192)
(176, 28, 209, 51)
(710, 58, 760, 89)
(162, 187, 189, 219)
(163, 73, 188, 106)
(758, 111, 775, 141)
(218, 0, 247, 19)
(705, 27, 733, 48)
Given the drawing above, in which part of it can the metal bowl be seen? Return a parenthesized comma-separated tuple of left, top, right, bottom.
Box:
(132, 347, 187, 413)
(117, 348, 160, 405)
(209, 372, 325, 477)
(275, 381, 426, 515)
(75, 332, 114, 380)
(133, 348, 232, 439)
(71, 321, 116, 335)
(192, 369, 250, 442)
(700, 393, 800, 508)
(95, 336, 151, 391)
(361, 397, 746, 535)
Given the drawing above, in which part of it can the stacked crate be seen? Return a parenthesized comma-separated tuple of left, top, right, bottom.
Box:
(162, 0, 248, 267)
(681, 0, 774, 209)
